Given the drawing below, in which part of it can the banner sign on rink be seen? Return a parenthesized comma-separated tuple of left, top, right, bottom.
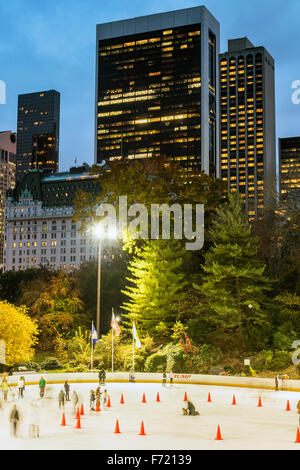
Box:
(174, 374, 192, 380)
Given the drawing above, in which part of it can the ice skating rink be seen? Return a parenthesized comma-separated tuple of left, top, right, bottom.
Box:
(1, 380, 300, 450)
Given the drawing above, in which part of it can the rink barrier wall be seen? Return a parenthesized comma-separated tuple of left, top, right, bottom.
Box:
(6, 372, 300, 392)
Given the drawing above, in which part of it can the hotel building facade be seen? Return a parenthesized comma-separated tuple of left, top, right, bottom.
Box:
(4, 166, 103, 272)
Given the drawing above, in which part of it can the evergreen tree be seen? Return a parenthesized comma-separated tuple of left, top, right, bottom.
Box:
(122, 240, 190, 338)
(193, 192, 272, 349)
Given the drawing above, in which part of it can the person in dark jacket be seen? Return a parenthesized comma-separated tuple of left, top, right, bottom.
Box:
(182, 400, 199, 416)
(64, 381, 70, 401)
(162, 372, 167, 387)
(10, 405, 20, 437)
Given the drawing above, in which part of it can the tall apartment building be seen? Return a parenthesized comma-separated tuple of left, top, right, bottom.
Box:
(4, 165, 103, 272)
(219, 38, 276, 220)
(0, 131, 16, 269)
(95, 6, 220, 176)
(16, 90, 60, 181)
(279, 136, 300, 198)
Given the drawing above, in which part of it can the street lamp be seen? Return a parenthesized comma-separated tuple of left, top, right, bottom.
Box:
(92, 222, 117, 336)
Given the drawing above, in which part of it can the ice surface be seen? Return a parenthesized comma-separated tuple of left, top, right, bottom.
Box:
(0, 381, 299, 450)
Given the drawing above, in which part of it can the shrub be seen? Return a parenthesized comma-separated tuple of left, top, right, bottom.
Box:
(267, 351, 292, 371)
(15, 361, 41, 372)
(40, 357, 63, 370)
(144, 351, 167, 372)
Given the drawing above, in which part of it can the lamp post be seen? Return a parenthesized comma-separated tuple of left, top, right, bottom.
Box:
(92, 223, 117, 337)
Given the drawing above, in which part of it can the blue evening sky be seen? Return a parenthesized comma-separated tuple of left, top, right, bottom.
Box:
(0, 0, 299, 171)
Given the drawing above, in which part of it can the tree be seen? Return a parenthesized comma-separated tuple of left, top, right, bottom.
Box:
(193, 192, 272, 351)
(0, 300, 38, 365)
(19, 272, 84, 351)
(253, 193, 300, 293)
(122, 239, 190, 339)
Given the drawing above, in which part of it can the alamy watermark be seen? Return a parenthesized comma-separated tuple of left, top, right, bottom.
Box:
(0, 80, 6, 104)
(291, 80, 300, 105)
(95, 196, 204, 251)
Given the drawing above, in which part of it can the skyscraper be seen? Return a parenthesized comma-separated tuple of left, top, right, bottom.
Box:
(219, 38, 276, 220)
(16, 90, 60, 181)
(0, 131, 16, 269)
(279, 136, 300, 198)
(95, 6, 220, 176)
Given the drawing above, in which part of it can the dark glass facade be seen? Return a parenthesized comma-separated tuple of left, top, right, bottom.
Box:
(279, 137, 300, 197)
(96, 24, 203, 172)
(220, 49, 267, 220)
(16, 90, 60, 181)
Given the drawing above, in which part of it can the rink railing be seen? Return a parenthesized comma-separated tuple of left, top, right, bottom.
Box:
(6, 372, 300, 392)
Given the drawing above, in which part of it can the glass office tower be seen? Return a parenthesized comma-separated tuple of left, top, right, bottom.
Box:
(16, 90, 60, 181)
(95, 6, 220, 176)
(219, 38, 276, 220)
(279, 136, 300, 198)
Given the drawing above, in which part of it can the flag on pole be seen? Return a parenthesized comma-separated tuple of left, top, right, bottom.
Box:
(111, 312, 121, 336)
(132, 322, 142, 348)
(91, 322, 98, 343)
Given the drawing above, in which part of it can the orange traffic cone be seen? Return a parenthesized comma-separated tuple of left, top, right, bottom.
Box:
(114, 419, 121, 434)
(208, 393, 212, 403)
(75, 415, 81, 429)
(257, 396, 262, 407)
(139, 420, 146, 435)
(80, 403, 84, 415)
(61, 413, 66, 426)
(215, 425, 223, 441)
(142, 393, 147, 403)
(75, 407, 80, 419)
(96, 400, 101, 412)
(184, 392, 188, 402)
(156, 392, 161, 402)
(120, 394, 124, 404)
(232, 394, 237, 405)
(286, 400, 291, 411)
(295, 428, 300, 443)
(107, 396, 111, 407)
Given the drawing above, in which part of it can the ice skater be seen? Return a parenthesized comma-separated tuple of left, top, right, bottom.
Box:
(90, 390, 96, 410)
(275, 374, 279, 391)
(162, 371, 167, 387)
(95, 387, 102, 408)
(1, 377, 9, 401)
(64, 381, 70, 401)
(71, 390, 79, 415)
(129, 368, 135, 383)
(9, 404, 21, 437)
(58, 389, 65, 410)
(39, 377, 46, 397)
(28, 402, 40, 438)
(182, 399, 199, 416)
(18, 376, 25, 399)
(169, 371, 174, 386)
(103, 389, 108, 406)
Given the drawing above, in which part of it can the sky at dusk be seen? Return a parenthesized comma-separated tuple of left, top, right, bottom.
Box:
(0, 0, 299, 171)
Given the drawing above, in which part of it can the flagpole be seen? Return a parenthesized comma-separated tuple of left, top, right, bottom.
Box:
(112, 309, 114, 373)
(132, 332, 135, 370)
(91, 322, 94, 371)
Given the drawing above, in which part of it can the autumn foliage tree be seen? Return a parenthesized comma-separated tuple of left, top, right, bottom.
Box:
(19, 272, 84, 351)
(0, 300, 38, 365)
